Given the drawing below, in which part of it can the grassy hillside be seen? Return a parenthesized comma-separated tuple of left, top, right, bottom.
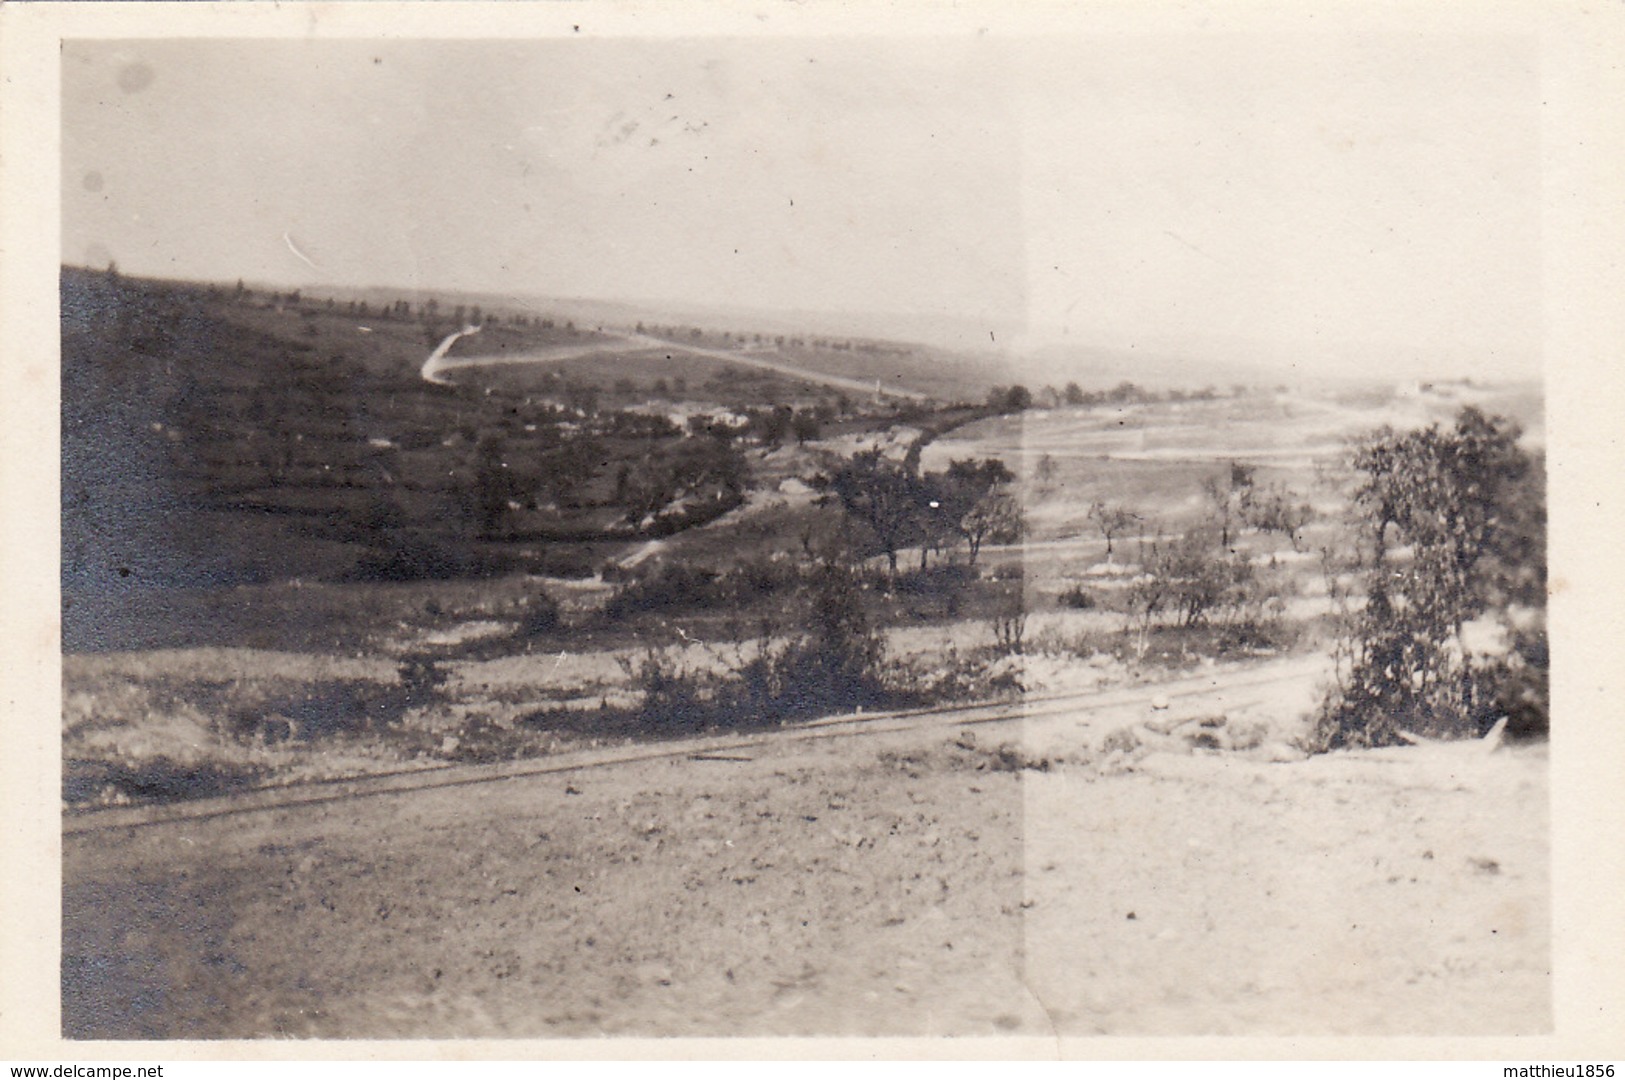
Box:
(59, 268, 995, 652)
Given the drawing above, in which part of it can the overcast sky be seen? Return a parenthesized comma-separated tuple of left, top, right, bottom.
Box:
(62, 34, 1541, 380)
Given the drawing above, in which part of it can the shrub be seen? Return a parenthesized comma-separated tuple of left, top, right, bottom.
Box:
(395, 428, 439, 452)
(1124, 528, 1282, 656)
(604, 562, 725, 620)
(793, 560, 888, 709)
(622, 648, 709, 734)
(721, 556, 801, 606)
(397, 653, 447, 705)
(64, 756, 267, 806)
(715, 632, 885, 724)
(893, 562, 976, 596)
(516, 590, 563, 638)
(352, 534, 465, 582)
(1058, 584, 1097, 610)
(1314, 408, 1543, 749)
(221, 673, 433, 744)
(1225, 720, 1271, 751)
(622, 560, 889, 732)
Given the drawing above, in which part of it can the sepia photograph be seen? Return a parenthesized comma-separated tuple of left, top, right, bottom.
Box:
(4, 0, 1622, 1060)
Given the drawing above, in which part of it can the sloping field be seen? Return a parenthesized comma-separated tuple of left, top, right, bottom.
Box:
(927, 395, 1391, 470)
(929, 386, 1543, 471)
(437, 334, 928, 403)
(441, 328, 1000, 404)
(439, 341, 844, 406)
(920, 386, 1542, 548)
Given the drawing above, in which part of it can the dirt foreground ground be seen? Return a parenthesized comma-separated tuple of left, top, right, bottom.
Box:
(62, 659, 1549, 1040)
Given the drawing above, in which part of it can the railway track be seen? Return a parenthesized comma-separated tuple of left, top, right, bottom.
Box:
(63, 662, 1313, 837)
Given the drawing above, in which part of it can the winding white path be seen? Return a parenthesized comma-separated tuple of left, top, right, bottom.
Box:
(419, 324, 485, 385)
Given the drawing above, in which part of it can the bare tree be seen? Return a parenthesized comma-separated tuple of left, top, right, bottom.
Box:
(1241, 482, 1315, 551)
(1201, 461, 1254, 548)
(1087, 500, 1140, 561)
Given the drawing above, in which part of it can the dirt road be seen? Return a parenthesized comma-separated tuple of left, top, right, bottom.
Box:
(419, 325, 484, 385)
(618, 333, 930, 402)
(62, 664, 1548, 1039)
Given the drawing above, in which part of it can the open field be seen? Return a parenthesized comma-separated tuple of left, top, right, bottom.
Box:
(439, 330, 933, 406)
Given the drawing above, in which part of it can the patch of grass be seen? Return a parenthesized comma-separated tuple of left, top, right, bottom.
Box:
(64, 756, 268, 806)
(603, 563, 727, 620)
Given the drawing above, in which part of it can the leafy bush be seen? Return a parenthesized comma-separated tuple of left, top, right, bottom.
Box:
(784, 560, 888, 710)
(394, 428, 440, 452)
(397, 653, 447, 705)
(1314, 408, 1544, 749)
(1127, 528, 1280, 634)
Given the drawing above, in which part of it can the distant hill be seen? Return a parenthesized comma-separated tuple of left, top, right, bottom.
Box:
(94, 267, 1461, 402)
(195, 273, 1019, 404)
(1010, 341, 1282, 395)
(1011, 331, 1543, 393)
